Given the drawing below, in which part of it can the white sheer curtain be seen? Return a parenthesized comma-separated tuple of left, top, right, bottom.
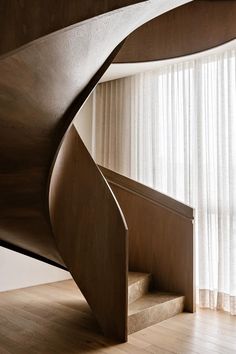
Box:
(91, 48, 236, 315)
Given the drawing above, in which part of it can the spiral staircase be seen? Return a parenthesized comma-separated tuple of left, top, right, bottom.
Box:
(0, 0, 196, 342)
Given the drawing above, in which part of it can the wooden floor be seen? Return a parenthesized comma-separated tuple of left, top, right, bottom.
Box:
(0, 280, 235, 354)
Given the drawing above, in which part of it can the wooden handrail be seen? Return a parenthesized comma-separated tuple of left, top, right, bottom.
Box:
(99, 166, 194, 220)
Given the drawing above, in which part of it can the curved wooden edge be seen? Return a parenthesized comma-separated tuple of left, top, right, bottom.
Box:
(100, 165, 195, 313)
(99, 166, 194, 220)
(114, 0, 236, 63)
(49, 126, 128, 341)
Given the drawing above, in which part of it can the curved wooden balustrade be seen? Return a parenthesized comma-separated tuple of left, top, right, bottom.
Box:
(0, 0, 194, 341)
(49, 126, 128, 340)
(99, 166, 195, 312)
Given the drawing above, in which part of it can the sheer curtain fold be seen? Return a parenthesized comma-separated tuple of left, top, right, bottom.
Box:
(92, 49, 236, 315)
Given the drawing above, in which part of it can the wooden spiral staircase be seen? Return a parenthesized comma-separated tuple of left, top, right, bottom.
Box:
(0, 0, 196, 342)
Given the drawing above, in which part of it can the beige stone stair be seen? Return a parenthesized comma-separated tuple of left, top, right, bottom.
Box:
(128, 272, 152, 304)
(128, 272, 184, 334)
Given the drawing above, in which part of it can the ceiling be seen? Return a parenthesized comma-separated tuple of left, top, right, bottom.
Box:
(100, 39, 236, 83)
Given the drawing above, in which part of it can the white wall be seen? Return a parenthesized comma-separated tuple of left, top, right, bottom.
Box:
(0, 247, 71, 292)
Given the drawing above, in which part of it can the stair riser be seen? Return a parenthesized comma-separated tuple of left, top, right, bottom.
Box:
(128, 297, 184, 334)
(128, 274, 151, 304)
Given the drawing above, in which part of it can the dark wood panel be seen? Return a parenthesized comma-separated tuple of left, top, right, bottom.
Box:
(114, 0, 236, 63)
(49, 126, 128, 341)
(100, 167, 195, 312)
(0, 0, 145, 56)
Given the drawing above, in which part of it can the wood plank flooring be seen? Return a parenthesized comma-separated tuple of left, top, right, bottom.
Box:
(0, 279, 235, 354)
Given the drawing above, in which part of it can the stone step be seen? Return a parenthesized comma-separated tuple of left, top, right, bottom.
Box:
(128, 291, 184, 334)
(128, 272, 152, 304)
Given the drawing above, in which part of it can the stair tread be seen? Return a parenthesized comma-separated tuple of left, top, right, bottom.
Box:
(128, 291, 184, 316)
(128, 272, 151, 286)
